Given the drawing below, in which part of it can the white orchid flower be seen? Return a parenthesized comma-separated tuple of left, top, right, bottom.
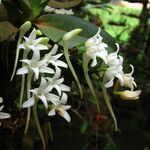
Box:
(44, 6, 55, 13)
(105, 65, 124, 88)
(22, 78, 60, 108)
(19, 28, 48, 59)
(0, 97, 11, 126)
(16, 58, 54, 80)
(120, 90, 141, 100)
(122, 65, 137, 91)
(48, 93, 71, 122)
(46, 68, 70, 96)
(44, 6, 74, 15)
(54, 8, 74, 15)
(107, 44, 123, 66)
(104, 43, 125, 88)
(85, 28, 108, 67)
(44, 44, 68, 69)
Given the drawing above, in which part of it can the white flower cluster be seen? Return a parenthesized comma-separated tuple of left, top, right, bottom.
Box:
(44, 6, 74, 15)
(0, 97, 11, 126)
(85, 28, 139, 92)
(16, 28, 71, 122)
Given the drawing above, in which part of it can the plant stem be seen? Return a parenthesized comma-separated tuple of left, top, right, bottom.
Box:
(63, 42, 83, 99)
(24, 107, 31, 134)
(19, 52, 27, 109)
(19, 75, 25, 109)
(33, 98, 46, 150)
(83, 54, 100, 114)
(101, 77, 118, 131)
(24, 72, 32, 134)
(48, 122, 53, 141)
(10, 33, 23, 81)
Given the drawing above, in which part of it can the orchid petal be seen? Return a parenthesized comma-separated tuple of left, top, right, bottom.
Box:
(54, 85, 61, 96)
(0, 106, 4, 111)
(105, 78, 114, 88)
(36, 44, 48, 50)
(33, 38, 43, 45)
(60, 84, 70, 92)
(60, 93, 68, 104)
(40, 77, 47, 89)
(48, 108, 56, 116)
(46, 93, 59, 104)
(20, 59, 31, 64)
(52, 53, 63, 60)
(91, 57, 97, 67)
(40, 66, 54, 74)
(60, 105, 71, 110)
(50, 44, 58, 55)
(16, 66, 28, 75)
(18, 44, 25, 49)
(53, 67, 61, 79)
(31, 67, 39, 80)
(58, 110, 71, 122)
(55, 78, 64, 85)
(39, 95, 48, 109)
(22, 97, 35, 108)
(55, 60, 68, 68)
(0, 97, 3, 103)
(28, 28, 36, 41)
(0, 112, 11, 119)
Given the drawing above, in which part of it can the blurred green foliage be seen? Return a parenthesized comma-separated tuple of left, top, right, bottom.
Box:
(88, 4, 142, 43)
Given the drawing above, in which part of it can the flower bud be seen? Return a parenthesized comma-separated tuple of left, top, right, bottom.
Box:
(63, 29, 82, 42)
(120, 90, 141, 100)
(114, 90, 141, 100)
(39, 37, 49, 44)
(20, 21, 31, 35)
(36, 29, 42, 36)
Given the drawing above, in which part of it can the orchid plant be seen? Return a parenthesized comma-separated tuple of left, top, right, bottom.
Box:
(82, 28, 141, 130)
(11, 26, 71, 150)
(0, 0, 141, 149)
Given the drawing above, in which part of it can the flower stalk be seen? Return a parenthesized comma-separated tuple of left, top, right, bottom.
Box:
(83, 54, 100, 114)
(33, 97, 46, 150)
(102, 76, 118, 131)
(24, 72, 33, 134)
(19, 51, 28, 109)
(10, 21, 31, 81)
(63, 29, 83, 99)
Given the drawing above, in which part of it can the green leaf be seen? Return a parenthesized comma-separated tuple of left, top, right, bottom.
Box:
(18, 0, 33, 21)
(0, 21, 18, 43)
(30, 0, 42, 7)
(34, 14, 116, 49)
(31, 0, 49, 20)
(18, 0, 48, 21)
